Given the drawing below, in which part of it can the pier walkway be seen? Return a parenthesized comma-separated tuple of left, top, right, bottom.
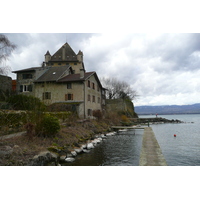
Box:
(139, 127, 167, 166)
(111, 126, 145, 131)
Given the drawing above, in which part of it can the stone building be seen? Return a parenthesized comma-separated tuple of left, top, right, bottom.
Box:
(13, 42, 106, 118)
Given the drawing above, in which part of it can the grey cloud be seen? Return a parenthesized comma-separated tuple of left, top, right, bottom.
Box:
(3, 33, 200, 106)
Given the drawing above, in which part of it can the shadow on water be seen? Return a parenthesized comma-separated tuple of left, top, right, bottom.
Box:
(62, 129, 144, 166)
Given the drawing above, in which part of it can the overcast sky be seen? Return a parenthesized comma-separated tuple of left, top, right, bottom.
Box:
(3, 33, 200, 106)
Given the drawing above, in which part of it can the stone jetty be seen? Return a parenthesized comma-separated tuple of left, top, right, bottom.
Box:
(139, 127, 167, 166)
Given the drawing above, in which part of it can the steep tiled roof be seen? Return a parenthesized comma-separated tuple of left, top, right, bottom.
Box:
(35, 65, 71, 82)
(50, 43, 78, 62)
(57, 72, 95, 82)
(58, 71, 103, 89)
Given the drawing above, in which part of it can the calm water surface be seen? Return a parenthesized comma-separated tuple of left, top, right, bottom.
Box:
(64, 114, 200, 166)
(141, 114, 200, 166)
(63, 129, 143, 166)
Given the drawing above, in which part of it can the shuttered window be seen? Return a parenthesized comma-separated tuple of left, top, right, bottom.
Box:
(65, 94, 73, 100)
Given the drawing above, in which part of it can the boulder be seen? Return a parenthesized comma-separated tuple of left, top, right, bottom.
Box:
(29, 151, 59, 166)
(60, 155, 66, 161)
(65, 157, 75, 162)
(100, 134, 106, 138)
(106, 132, 116, 136)
(87, 143, 94, 149)
(80, 144, 87, 149)
(92, 139, 101, 145)
(74, 148, 82, 153)
(71, 151, 77, 157)
(82, 149, 90, 153)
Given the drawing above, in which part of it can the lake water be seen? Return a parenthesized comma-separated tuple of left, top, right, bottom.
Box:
(63, 114, 200, 166)
(144, 114, 200, 166)
(63, 129, 144, 166)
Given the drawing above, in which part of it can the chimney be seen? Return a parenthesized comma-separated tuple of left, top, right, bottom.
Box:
(62, 46, 66, 60)
(80, 69, 84, 79)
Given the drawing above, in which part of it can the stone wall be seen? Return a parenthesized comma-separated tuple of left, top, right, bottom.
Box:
(105, 98, 137, 117)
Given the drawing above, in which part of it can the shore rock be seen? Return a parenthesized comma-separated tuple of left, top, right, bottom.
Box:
(87, 143, 94, 149)
(29, 151, 59, 166)
(74, 148, 82, 153)
(65, 157, 75, 162)
(60, 155, 66, 161)
(71, 151, 77, 157)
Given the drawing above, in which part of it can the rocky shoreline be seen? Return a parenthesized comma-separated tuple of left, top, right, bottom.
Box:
(0, 116, 184, 166)
(132, 117, 183, 124)
(28, 132, 116, 166)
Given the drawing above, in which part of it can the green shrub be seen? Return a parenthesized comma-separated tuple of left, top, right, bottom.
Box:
(0, 111, 27, 126)
(7, 94, 46, 111)
(36, 114, 60, 137)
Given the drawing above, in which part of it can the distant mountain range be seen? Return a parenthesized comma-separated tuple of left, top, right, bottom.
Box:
(134, 103, 200, 115)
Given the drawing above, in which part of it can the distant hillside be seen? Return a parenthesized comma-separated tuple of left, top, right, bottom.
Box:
(135, 103, 200, 115)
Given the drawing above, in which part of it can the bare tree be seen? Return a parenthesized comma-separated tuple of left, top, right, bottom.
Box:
(0, 34, 16, 75)
(101, 77, 138, 101)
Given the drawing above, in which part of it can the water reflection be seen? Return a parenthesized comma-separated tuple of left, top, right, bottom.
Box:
(63, 129, 143, 166)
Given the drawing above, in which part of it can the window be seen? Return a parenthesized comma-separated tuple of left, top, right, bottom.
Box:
(92, 82, 95, 90)
(97, 85, 100, 92)
(92, 95, 95, 102)
(19, 85, 32, 92)
(43, 92, 51, 100)
(88, 80, 90, 88)
(74, 62, 77, 65)
(88, 94, 91, 101)
(67, 83, 72, 89)
(65, 93, 73, 100)
(22, 74, 32, 79)
(98, 97, 100, 103)
(88, 109, 92, 116)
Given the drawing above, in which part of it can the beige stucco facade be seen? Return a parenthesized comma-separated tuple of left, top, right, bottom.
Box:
(34, 73, 103, 118)
(13, 43, 105, 119)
